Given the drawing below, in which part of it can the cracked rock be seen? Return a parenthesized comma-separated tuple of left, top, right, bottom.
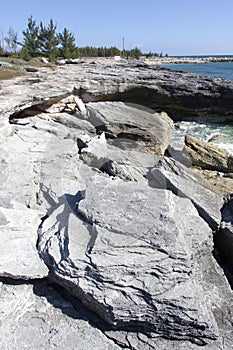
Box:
(0, 279, 121, 350)
(38, 174, 222, 345)
(148, 157, 223, 231)
(86, 101, 173, 156)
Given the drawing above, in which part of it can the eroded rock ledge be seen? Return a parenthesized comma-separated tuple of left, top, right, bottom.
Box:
(0, 61, 233, 349)
(1, 60, 233, 123)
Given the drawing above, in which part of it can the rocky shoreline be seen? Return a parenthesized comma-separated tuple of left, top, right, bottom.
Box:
(3, 58, 233, 123)
(56, 55, 233, 65)
(0, 60, 233, 349)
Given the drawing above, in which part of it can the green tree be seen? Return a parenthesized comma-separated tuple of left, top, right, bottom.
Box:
(130, 47, 142, 59)
(97, 46, 105, 56)
(58, 28, 77, 59)
(39, 19, 59, 61)
(108, 46, 121, 57)
(22, 16, 40, 57)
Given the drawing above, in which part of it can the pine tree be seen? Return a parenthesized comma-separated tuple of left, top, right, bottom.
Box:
(38, 19, 59, 61)
(130, 47, 142, 59)
(58, 28, 77, 59)
(22, 16, 40, 57)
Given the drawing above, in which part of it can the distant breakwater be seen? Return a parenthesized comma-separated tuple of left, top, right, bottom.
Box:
(145, 56, 233, 65)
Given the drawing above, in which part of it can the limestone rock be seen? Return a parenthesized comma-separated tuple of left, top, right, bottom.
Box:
(185, 135, 233, 172)
(49, 112, 95, 133)
(0, 61, 12, 67)
(0, 279, 121, 350)
(39, 174, 222, 345)
(197, 169, 233, 196)
(0, 124, 49, 279)
(1, 60, 233, 349)
(0, 113, 94, 280)
(56, 58, 84, 65)
(9, 93, 88, 122)
(0, 274, 232, 350)
(0, 201, 48, 279)
(45, 94, 87, 115)
(86, 101, 173, 156)
(77, 132, 160, 181)
(2, 61, 233, 123)
(41, 57, 49, 64)
(148, 157, 223, 230)
(1, 60, 233, 123)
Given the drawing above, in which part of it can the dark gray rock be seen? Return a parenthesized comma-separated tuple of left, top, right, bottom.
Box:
(75, 62, 233, 123)
(215, 195, 233, 268)
(24, 67, 39, 72)
(148, 157, 223, 231)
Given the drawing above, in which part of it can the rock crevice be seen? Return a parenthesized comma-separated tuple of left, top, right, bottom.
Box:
(1, 61, 233, 349)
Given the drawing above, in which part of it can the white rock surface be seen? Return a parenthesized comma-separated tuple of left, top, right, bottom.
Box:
(39, 174, 221, 345)
(0, 279, 121, 350)
(0, 61, 233, 349)
(149, 157, 224, 230)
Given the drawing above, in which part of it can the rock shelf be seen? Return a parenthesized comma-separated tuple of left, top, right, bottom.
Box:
(0, 60, 233, 349)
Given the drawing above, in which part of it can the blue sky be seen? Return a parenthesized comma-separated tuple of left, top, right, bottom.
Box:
(1, 0, 233, 55)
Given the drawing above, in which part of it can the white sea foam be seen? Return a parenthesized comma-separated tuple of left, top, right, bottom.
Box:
(172, 121, 233, 155)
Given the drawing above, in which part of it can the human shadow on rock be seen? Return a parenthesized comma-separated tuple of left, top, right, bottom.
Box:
(32, 279, 120, 332)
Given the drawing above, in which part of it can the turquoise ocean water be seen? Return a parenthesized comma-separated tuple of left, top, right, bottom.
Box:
(162, 61, 233, 154)
(163, 61, 233, 80)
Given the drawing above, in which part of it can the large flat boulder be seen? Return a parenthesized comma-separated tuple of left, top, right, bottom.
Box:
(148, 157, 223, 230)
(0, 202, 48, 279)
(77, 132, 160, 182)
(38, 174, 222, 345)
(0, 123, 49, 279)
(86, 101, 173, 156)
(0, 114, 93, 279)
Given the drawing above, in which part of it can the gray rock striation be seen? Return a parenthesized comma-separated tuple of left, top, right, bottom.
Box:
(1, 60, 233, 123)
(185, 135, 233, 173)
(148, 156, 223, 230)
(38, 174, 220, 345)
(86, 101, 173, 155)
(0, 60, 233, 349)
